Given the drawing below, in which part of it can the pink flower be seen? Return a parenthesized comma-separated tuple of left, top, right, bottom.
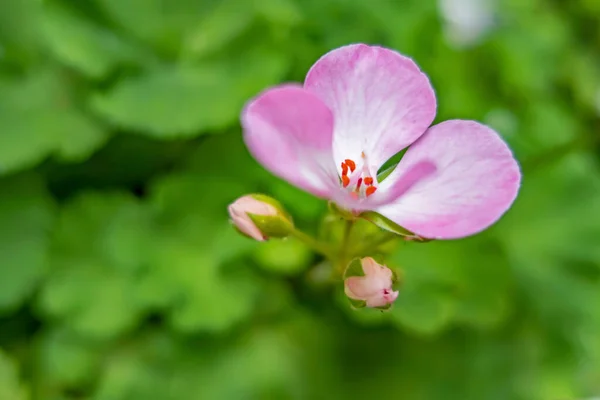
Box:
(228, 195, 279, 241)
(241, 44, 521, 239)
(345, 257, 399, 308)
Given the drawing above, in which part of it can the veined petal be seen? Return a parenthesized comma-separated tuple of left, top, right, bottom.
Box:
(304, 44, 436, 171)
(241, 85, 338, 197)
(375, 120, 521, 239)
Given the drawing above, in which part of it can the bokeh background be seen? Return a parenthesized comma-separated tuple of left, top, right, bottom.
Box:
(1, 0, 600, 399)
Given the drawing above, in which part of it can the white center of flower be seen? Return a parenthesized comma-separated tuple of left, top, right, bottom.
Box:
(340, 152, 378, 199)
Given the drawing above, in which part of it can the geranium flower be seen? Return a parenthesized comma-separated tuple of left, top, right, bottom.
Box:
(241, 44, 520, 239)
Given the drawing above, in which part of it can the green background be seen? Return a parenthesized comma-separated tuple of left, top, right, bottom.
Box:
(1, 0, 600, 399)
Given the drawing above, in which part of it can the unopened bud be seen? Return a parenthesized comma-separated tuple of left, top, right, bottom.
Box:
(228, 194, 293, 241)
(344, 257, 399, 309)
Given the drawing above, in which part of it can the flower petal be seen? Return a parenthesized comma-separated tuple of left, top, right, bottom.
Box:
(241, 85, 337, 198)
(228, 206, 265, 241)
(304, 44, 436, 171)
(361, 257, 393, 289)
(375, 120, 521, 239)
(365, 290, 398, 308)
(344, 276, 379, 299)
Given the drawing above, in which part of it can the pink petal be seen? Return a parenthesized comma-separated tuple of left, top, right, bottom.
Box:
(361, 257, 393, 289)
(344, 276, 379, 299)
(241, 85, 338, 198)
(360, 257, 382, 276)
(228, 205, 265, 241)
(375, 120, 521, 239)
(304, 44, 436, 172)
(365, 289, 398, 308)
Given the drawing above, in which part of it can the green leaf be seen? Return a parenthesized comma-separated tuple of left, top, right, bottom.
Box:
(42, 4, 149, 78)
(92, 43, 290, 136)
(40, 192, 153, 339)
(0, 350, 29, 400)
(93, 0, 210, 54)
(144, 174, 264, 332)
(254, 0, 303, 26)
(494, 154, 600, 338)
(499, 154, 600, 265)
(147, 240, 260, 333)
(390, 237, 512, 333)
(0, 174, 54, 312)
(182, 0, 255, 58)
(93, 323, 314, 400)
(0, 0, 44, 65)
(36, 329, 102, 388)
(91, 66, 234, 137)
(0, 71, 108, 174)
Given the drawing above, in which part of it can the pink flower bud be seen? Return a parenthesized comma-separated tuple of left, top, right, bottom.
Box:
(228, 195, 286, 241)
(344, 257, 399, 308)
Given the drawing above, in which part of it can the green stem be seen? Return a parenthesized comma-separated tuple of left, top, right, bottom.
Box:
(336, 219, 355, 274)
(290, 228, 334, 259)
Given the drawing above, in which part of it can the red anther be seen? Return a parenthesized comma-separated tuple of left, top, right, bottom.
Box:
(366, 186, 377, 197)
(364, 177, 374, 186)
(344, 159, 356, 172)
(342, 175, 350, 187)
(341, 162, 348, 175)
(356, 177, 363, 190)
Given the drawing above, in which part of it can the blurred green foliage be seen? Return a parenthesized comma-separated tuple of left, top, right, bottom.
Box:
(1, 0, 600, 399)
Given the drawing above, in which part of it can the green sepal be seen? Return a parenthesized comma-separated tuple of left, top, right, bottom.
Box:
(344, 259, 366, 309)
(247, 213, 293, 239)
(360, 211, 431, 242)
(373, 303, 393, 311)
(343, 258, 364, 279)
(405, 235, 432, 243)
(376, 163, 397, 182)
(328, 201, 355, 220)
(249, 194, 292, 221)
(348, 298, 367, 309)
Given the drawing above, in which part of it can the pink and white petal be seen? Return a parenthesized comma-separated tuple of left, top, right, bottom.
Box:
(361, 257, 393, 289)
(304, 44, 437, 171)
(345, 276, 379, 299)
(375, 120, 521, 240)
(241, 85, 338, 198)
(365, 295, 390, 308)
(228, 206, 265, 241)
(360, 257, 382, 276)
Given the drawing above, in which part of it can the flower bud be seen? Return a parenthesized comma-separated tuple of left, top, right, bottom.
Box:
(344, 257, 399, 308)
(228, 194, 293, 241)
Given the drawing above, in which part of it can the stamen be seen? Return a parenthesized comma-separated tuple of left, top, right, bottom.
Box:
(342, 175, 350, 187)
(338, 154, 378, 200)
(366, 186, 377, 197)
(356, 177, 363, 191)
(344, 159, 356, 172)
